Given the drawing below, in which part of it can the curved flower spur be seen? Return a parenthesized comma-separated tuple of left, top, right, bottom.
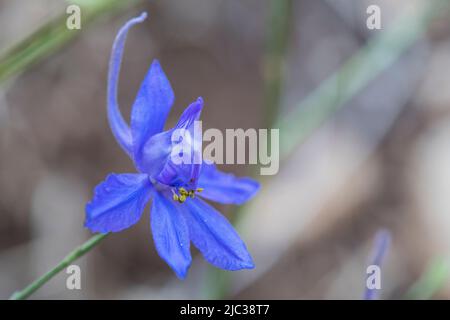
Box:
(84, 12, 260, 279)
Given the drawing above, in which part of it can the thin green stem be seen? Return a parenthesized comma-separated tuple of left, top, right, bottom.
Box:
(10, 233, 108, 300)
(0, 0, 140, 84)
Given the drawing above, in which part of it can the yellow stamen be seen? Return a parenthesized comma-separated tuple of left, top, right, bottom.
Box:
(173, 187, 205, 203)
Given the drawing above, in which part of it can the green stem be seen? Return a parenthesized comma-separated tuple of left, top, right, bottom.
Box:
(0, 0, 140, 84)
(10, 233, 108, 300)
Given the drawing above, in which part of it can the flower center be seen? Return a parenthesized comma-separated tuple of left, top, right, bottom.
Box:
(172, 186, 203, 203)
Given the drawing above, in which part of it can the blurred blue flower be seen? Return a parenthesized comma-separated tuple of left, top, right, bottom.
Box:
(364, 229, 391, 300)
(84, 12, 259, 279)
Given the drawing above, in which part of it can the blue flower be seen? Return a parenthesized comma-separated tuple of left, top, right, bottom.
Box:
(364, 229, 391, 300)
(84, 12, 260, 279)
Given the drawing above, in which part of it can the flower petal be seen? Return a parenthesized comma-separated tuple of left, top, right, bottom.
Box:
(151, 192, 191, 279)
(197, 163, 260, 205)
(85, 173, 152, 233)
(174, 97, 203, 189)
(139, 98, 203, 186)
(136, 129, 173, 177)
(183, 198, 254, 271)
(107, 12, 148, 157)
(156, 98, 203, 186)
(174, 97, 203, 130)
(132, 60, 175, 167)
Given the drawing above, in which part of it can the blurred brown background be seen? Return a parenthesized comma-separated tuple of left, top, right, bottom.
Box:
(1, 0, 450, 299)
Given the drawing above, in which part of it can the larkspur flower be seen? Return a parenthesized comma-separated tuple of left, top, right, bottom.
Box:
(84, 12, 260, 279)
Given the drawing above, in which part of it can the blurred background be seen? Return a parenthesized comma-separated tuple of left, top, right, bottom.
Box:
(1, 0, 450, 299)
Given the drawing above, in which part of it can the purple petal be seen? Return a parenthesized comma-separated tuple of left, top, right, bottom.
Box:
(132, 60, 175, 169)
(183, 198, 254, 271)
(85, 173, 152, 233)
(140, 98, 203, 187)
(107, 12, 147, 157)
(174, 97, 203, 130)
(197, 163, 260, 205)
(136, 129, 173, 178)
(174, 97, 203, 188)
(151, 192, 192, 279)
